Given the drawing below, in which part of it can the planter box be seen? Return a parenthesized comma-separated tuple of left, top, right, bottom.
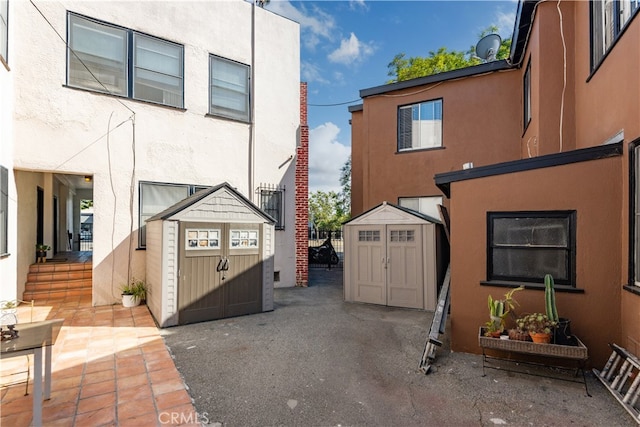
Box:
(479, 327, 588, 360)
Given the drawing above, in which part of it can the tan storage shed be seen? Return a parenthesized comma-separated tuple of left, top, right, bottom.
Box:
(145, 183, 275, 327)
(343, 202, 446, 311)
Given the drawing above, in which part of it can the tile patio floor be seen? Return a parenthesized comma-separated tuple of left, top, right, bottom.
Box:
(0, 296, 200, 426)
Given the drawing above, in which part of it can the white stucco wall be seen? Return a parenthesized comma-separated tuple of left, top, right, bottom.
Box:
(0, 0, 16, 301)
(9, 1, 300, 304)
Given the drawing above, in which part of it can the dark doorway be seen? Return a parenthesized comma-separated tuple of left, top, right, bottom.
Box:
(37, 187, 44, 245)
(53, 196, 58, 254)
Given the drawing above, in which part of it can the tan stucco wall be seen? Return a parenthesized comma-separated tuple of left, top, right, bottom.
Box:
(352, 69, 522, 217)
(448, 155, 622, 367)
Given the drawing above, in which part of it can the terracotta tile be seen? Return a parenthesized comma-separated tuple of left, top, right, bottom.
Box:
(0, 382, 30, 402)
(81, 368, 115, 385)
(80, 379, 116, 399)
(44, 416, 76, 426)
(150, 378, 185, 396)
(49, 374, 82, 391)
(74, 406, 115, 427)
(116, 347, 143, 358)
(162, 404, 202, 426)
(52, 363, 84, 378)
(84, 359, 115, 374)
(0, 411, 32, 427)
(44, 386, 79, 407)
(118, 413, 161, 427)
(149, 368, 182, 386)
(117, 383, 153, 405)
(154, 389, 192, 412)
(77, 391, 115, 414)
(42, 401, 77, 420)
(117, 373, 150, 391)
(117, 395, 156, 421)
(0, 394, 33, 416)
(116, 361, 147, 377)
(145, 358, 177, 373)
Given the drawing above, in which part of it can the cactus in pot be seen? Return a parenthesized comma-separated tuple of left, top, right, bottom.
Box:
(545, 274, 559, 323)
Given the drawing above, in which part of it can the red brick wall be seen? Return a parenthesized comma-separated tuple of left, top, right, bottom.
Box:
(295, 82, 309, 286)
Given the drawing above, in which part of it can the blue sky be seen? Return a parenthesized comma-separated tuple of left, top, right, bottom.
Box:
(263, 0, 519, 193)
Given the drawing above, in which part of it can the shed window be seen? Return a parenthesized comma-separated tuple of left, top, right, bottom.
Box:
(209, 55, 250, 122)
(398, 99, 442, 151)
(186, 228, 220, 250)
(67, 13, 184, 108)
(488, 211, 576, 286)
(591, 0, 639, 69)
(390, 230, 414, 242)
(358, 230, 380, 242)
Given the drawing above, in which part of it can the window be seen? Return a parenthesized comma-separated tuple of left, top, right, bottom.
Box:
(398, 99, 442, 151)
(488, 211, 576, 286)
(139, 182, 208, 247)
(591, 0, 639, 69)
(0, 0, 7, 65)
(633, 142, 640, 286)
(398, 196, 443, 220)
(67, 13, 184, 108)
(390, 230, 414, 242)
(258, 184, 284, 230)
(0, 166, 7, 255)
(209, 55, 250, 122)
(358, 230, 380, 242)
(523, 59, 531, 130)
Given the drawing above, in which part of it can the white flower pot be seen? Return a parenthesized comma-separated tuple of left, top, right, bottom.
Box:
(122, 294, 140, 308)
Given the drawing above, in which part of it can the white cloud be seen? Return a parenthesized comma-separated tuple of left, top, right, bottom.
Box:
(328, 32, 375, 66)
(309, 123, 351, 193)
(349, 0, 368, 11)
(495, 10, 516, 38)
(302, 61, 330, 85)
(267, 1, 337, 50)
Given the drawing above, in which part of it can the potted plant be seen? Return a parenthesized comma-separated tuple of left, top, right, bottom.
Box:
(484, 286, 524, 337)
(35, 244, 51, 263)
(545, 274, 573, 345)
(516, 313, 557, 343)
(121, 279, 147, 308)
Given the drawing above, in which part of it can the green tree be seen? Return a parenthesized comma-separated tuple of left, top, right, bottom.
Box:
(387, 26, 512, 83)
(309, 191, 349, 232)
(339, 156, 351, 217)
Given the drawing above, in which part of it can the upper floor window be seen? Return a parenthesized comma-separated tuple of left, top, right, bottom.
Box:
(632, 142, 640, 286)
(258, 184, 284, 230)
(0, 0, 8, 66)
(591, 0, 639, 69)
(209, 55, 250, 122)
(523, 59, 531, 130)
(67, 13, 184, 108)
(398, 196, 442, 220)
(487, 211, 576, 286)
(398, 99, 442, 152)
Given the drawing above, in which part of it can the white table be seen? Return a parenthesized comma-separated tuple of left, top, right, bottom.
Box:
(1, 319, 64, 426)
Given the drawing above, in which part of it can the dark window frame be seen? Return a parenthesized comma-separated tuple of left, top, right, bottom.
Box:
(397, 98, 443, 152)
(257, 184, 284, 230)
(487, 211, 577, 287)
(523, 58, 531, 132)
(209, 54, 251, 123)
(629, 139, 640, 289)
(0, 0, 8, 67)
(67, 12, 184, 109)
(590, 0, 640, 73)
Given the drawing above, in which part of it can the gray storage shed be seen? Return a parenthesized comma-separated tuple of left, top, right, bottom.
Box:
(343, 202, 446, 311)
(145, 182, 275, 327)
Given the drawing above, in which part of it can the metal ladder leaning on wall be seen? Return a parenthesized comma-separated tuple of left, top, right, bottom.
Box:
(593, 343, 640, 424)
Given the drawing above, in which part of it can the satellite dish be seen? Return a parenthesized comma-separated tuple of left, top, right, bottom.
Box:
(475, 34, 502, 62)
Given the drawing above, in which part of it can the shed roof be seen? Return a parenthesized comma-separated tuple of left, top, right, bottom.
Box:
(147, 182, 275, 224)
(344, 201, 441, 226)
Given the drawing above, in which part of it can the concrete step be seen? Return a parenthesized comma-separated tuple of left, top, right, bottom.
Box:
(24, 261, 92, 301)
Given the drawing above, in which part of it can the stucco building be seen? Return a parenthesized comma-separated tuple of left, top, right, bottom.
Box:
(0, 0, 307, 306)
(350, 0, 640, 367)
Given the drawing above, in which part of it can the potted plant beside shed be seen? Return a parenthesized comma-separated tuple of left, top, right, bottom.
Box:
(121, 279, 147, 308)
(483, 286, 524, 337)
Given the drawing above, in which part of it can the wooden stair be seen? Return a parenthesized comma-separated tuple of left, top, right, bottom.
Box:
(23, 260, 92, 301)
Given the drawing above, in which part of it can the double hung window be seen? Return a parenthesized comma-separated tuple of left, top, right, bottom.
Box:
(633, 143, 640, 286)
(398, 196, 443, 220)
(209, 55, 250, 122)
(487, 211, 576, 286)
(591, 0, 639, 69)
(398, 99, 442, 151)
(67, 13, 184, 108)
(139, 182, 210, 247)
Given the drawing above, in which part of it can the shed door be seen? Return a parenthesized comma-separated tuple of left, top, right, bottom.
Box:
(178, 222, 262, 325)
(386, 225, 423, 309)
(353, 227, 385, 305)
(351, 225, 424, 309)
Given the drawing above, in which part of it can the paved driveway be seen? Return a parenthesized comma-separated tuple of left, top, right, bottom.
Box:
(161, 269, 630, 426)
